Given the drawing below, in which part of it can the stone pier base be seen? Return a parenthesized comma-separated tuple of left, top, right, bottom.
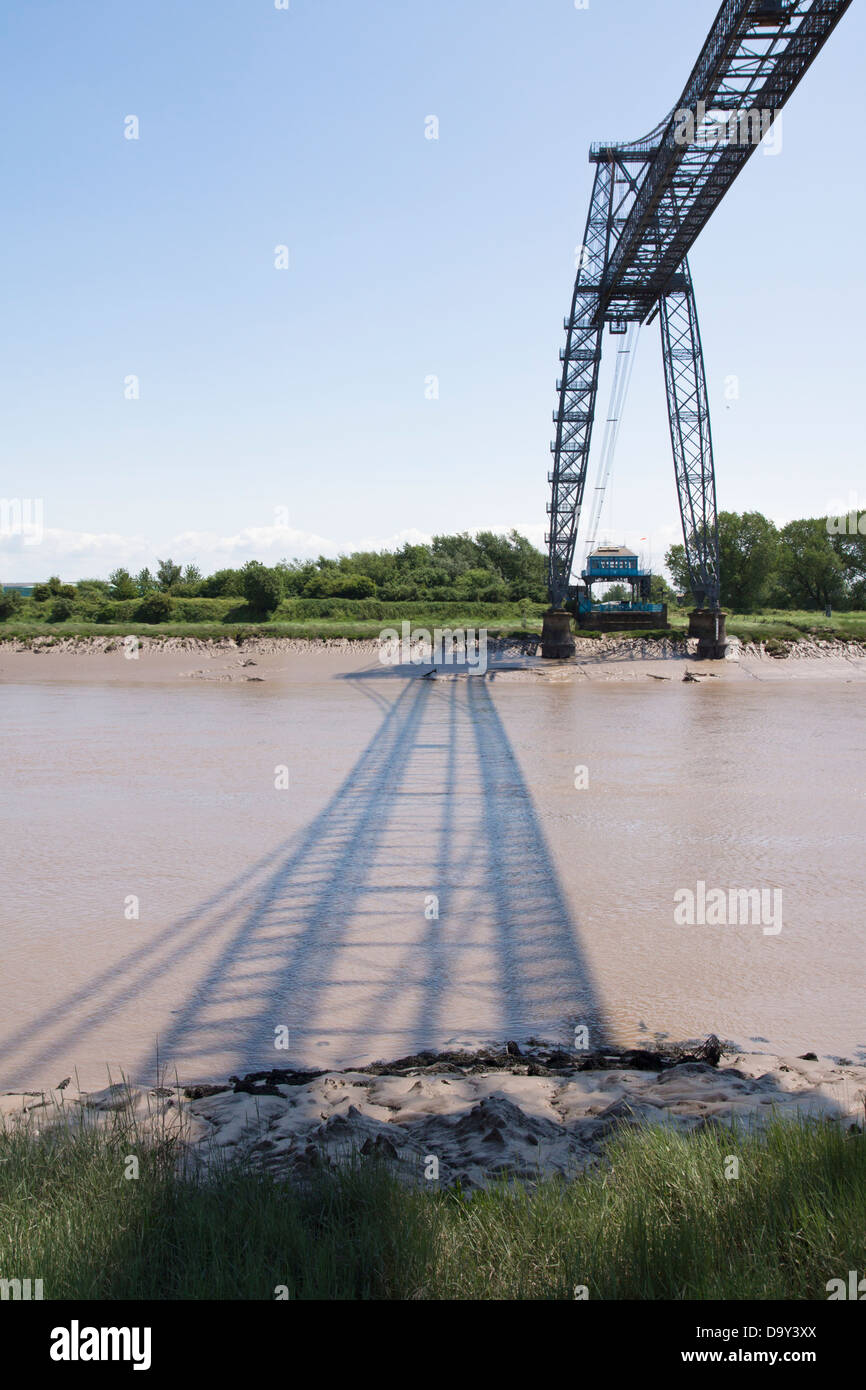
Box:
(688, 609, 728, 659)
(541, 610, 576, 659)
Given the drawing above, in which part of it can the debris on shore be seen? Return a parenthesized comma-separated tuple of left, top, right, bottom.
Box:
(6, 1039, 864, 1192)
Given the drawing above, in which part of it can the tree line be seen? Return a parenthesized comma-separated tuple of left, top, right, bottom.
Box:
(2, 514, 864, 622)
(102, 530, 548, 611)
(0, 531, 548, 620)
(665, 511, 866, 612)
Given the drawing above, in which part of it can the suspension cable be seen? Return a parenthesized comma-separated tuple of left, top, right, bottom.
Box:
(583, 322, 641, 561)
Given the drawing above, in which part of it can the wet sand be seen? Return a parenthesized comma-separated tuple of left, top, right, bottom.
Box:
(2, 630, 866, 686)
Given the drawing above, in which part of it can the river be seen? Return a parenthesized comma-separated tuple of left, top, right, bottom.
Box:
(1, 647, 864, 1087)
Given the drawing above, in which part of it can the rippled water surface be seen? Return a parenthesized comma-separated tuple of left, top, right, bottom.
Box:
(1, 662, 864, 1086)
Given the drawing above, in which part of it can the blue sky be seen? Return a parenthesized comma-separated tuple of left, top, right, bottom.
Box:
(1, 0, 862, 581)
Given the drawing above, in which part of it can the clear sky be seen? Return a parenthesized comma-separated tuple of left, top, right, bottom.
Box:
(1, 0, 862, 581)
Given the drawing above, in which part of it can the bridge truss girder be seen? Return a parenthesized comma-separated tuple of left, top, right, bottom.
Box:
(595, 0, 856, 323)
(545, 162, 611, 608)
(545, 0, 853, 612)
(659, 258, 720, 611)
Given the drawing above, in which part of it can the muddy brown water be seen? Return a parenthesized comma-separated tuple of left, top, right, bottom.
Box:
(1, 649, 864, 1087)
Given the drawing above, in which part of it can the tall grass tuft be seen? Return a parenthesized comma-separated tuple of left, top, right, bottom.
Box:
(1, 1109, 864, 1300)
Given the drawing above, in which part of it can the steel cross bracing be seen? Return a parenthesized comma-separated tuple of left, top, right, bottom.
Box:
(597, 0, 855, 322)
(546, 162, 611, 610)
(545, 0, 853, 609)
(659, 257, 720, 609)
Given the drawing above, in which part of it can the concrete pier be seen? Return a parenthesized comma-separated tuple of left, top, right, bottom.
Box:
(541, 610, 576, 659)
(688, 608, 728, 659)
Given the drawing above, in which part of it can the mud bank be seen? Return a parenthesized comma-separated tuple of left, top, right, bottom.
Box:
(1, 631, 865, 686)
(1, 631, 865, 659)
(5, 1043, 865, 1191)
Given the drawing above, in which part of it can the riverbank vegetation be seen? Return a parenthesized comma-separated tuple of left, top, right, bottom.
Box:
(2, 608, 865, 649)
(1, 1106, 863, 1300)
(667, 510, 866, 613)
(2, 520, 865, 646)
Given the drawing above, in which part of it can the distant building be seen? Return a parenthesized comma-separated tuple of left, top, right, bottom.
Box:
(1, 582, 36, 596)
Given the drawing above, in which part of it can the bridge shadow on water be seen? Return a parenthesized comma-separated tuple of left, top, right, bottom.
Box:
(2, 673, 607, 1085)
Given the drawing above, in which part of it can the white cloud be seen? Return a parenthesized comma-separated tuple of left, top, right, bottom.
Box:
(0, 525, 341, 581)
(0, 528, 151, 581)
(349, 527, 433, 552)
(0, 519, 555, 582)
(169, 526, 335, 563)
(486, 521, 546, 549)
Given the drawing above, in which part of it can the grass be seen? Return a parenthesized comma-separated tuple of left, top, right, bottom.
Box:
(2, 608, 865, 649)
(0, 608, 548, 645)
(0, 619, 545, 644)
(596, 609, 866, 646)
(2, 1102, 864, 1300)
(723, 609, 866, 645)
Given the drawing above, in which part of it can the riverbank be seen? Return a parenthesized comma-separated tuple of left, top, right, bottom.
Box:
(1, 630, 865, 684)
(2, 603, 865, 652)
(5, 1041, 865, 1189)
(3, 1042, 865, 1300)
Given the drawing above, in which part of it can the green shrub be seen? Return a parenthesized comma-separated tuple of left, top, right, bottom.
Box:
(241, 562, 283, 616)
(198, 568, 246, 598)
(108, 568, 139, 601)
(172, 598, 237, 622)
(0, 588, 24, 620)
(763, 637, 793, 657)
(136, 592, 173, 624)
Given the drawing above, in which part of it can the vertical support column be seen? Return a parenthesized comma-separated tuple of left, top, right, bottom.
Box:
(688, 608, 728, 660)
(541, 609, 576, 659)
(659, 256, 721, 618)
(545, 162, 614, 617)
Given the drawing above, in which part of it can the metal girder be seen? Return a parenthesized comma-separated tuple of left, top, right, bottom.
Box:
(545, 0, 852, 611)
(595, 0, 854, 322)
(659, 258, 720, 611)
(545, 163, 612, 608)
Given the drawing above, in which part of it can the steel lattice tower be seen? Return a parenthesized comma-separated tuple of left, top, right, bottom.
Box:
(546, 0, 853, 614)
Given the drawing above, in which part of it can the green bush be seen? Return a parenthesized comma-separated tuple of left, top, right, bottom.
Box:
(273, 598, 547, 622)
(171, 598, 237, 622)
(136, 592, 173, 624)
(0, 588, 24, 620)
(303, 571, 378, 600)
(198, 568, 246, 598)
(333, 574, 376, 599)
(242, 562, 283, 616)
(108, 568, 139, 601)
